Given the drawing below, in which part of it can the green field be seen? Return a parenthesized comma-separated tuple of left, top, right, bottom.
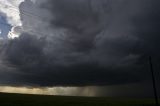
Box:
(0, 92, 159, 106)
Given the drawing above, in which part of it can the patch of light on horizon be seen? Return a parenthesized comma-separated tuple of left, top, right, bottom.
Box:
(0, 86, 97, 97)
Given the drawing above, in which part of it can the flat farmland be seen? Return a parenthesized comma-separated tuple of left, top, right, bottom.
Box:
(0, 92, 159, 106)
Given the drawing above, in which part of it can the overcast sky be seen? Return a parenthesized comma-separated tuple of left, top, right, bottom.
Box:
(0, 0, 160, 97)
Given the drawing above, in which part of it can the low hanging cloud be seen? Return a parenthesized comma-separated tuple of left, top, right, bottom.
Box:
(0, 0, 160, 87)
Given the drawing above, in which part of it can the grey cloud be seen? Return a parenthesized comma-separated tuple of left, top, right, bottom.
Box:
(0, 0, 160, 89)
(42, 0, 110, 52)
(1, 33, 142, 86)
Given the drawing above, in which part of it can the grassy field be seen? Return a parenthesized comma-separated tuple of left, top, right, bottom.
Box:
(0, 92, 159, 106)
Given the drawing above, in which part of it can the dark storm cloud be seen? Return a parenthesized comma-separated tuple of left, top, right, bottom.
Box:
(42, 0, 109, 51)
(132, 1, 160, 56)
(0, 0, 160, 87)
(1, 33, 140, 86)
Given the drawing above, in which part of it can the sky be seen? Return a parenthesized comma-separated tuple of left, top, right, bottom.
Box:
(0, 0, 160, 98)
(0, 14, 12, 39)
